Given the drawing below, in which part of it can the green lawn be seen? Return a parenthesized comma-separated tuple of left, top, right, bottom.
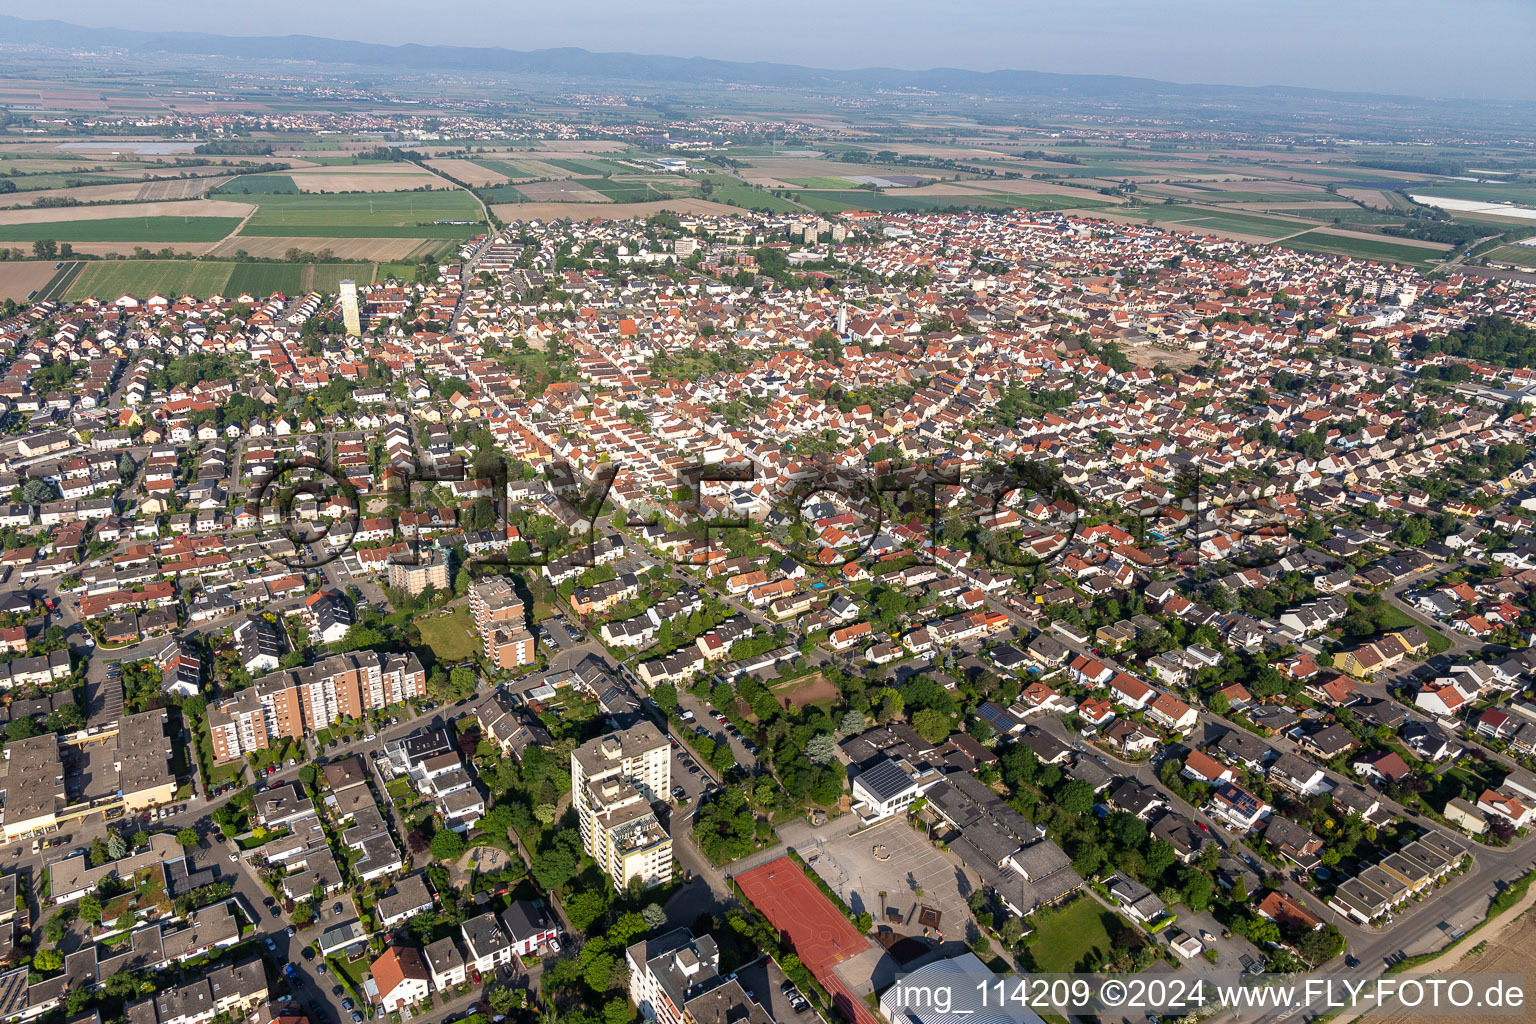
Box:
(418, 606, 480, 662)
(1280, 230, 1448, 267)
(238, 191, 483, 237)
(0, 216, 241, 243)
(1024, 898, 1119, 973)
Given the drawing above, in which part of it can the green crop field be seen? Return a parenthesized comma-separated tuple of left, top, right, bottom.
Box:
(310, 263, 375, 293)
(63, 259, 380, 301)
(64, 260, 239, 300)
(575, 178, 666, 202)
(471, 158, 538, 179)
(477, 184, 529, 203)
(1281, 230, 1447, 266)
(707, 186, 805, 214)
(238, 192, 483, 237)
(215, 174, 299, 194)
(1484, 243, 1536, 267)
(224, 262, 303, 295)
(1138, 206, 1313, 240)
(782, 176, 862, 189)
(545, 157, 635, 176)
(0, 216, 242, 243)
(790, 189, 1107, 216)
(1281, 207, 1408, 224)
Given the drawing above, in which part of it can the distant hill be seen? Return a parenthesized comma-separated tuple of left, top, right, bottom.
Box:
(0, 14, 1445, 107)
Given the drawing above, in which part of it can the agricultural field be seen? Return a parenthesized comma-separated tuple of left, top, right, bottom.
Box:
(216, 174, 299, 194)
(285, 166, 451, 193)
(1482, 243, 1536, 267)
(62, 259, 381, 301)
(0, 261, 64, 301)
(780, 176, 862, 189)
(511, 180, 610, 203)
(470, 158, 539, 179)
(425, 158, 509, 186)
(1131, 205, 1314, 240)
(1280, 229, 1449, 267)
(542, 157, 637, 176)
(211, 235, 431, 261)
(1405, 182, 1536, 205)
(492, 198, 745, 222)
(477, 184, 529, 204)
(63, 260, 245, 300)
(236, 191, 483, 237)
(0, 216, 241, 243)
(706, 186, 805, 214)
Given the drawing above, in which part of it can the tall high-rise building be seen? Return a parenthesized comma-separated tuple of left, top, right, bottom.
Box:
(571, 721, 673, 891)
(340, 279, 362, 336)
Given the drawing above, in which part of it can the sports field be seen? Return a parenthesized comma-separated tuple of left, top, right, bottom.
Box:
(736, 857, 880, 1024)
(238, 191, 484, 237)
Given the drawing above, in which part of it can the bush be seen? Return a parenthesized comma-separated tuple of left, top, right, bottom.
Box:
(429, 830, 466, 862)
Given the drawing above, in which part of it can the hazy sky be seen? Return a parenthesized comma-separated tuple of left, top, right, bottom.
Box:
(8, 0, 1534, 101)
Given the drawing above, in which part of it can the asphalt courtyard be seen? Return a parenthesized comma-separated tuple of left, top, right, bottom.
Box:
(799, 817, 972, 941)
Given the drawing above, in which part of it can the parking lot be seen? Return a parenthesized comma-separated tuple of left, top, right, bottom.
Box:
(796, 816, 974, 941)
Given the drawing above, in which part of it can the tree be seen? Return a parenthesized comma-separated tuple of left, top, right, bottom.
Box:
(1181, 873, 1214, 914)
(839, 708, 867, 735)
(6, 717, 41, 742)
(1295, 923, 1346, 966)
(32, 948, 62, 972)
(566, 889, 608, 931)
(806, 733, 837, 765)
(1055, 779, 1094, 816)
(641, 904, 668, 931)
(106, 833, 127, 861)
(429, 830, 465, 862)
(176, 828, 200, 848)
(78, 894, 102, 925)
(298, 763, 318, 788)
(532, 845, 578, 891)
(1145, 839, 1177, 879)
(652, 683, 678, 714)
(910, 708, 953, 744)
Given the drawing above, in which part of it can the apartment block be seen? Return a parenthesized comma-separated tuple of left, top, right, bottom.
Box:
(207, 650, 425, 761)
(571, 722, 672, 891)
